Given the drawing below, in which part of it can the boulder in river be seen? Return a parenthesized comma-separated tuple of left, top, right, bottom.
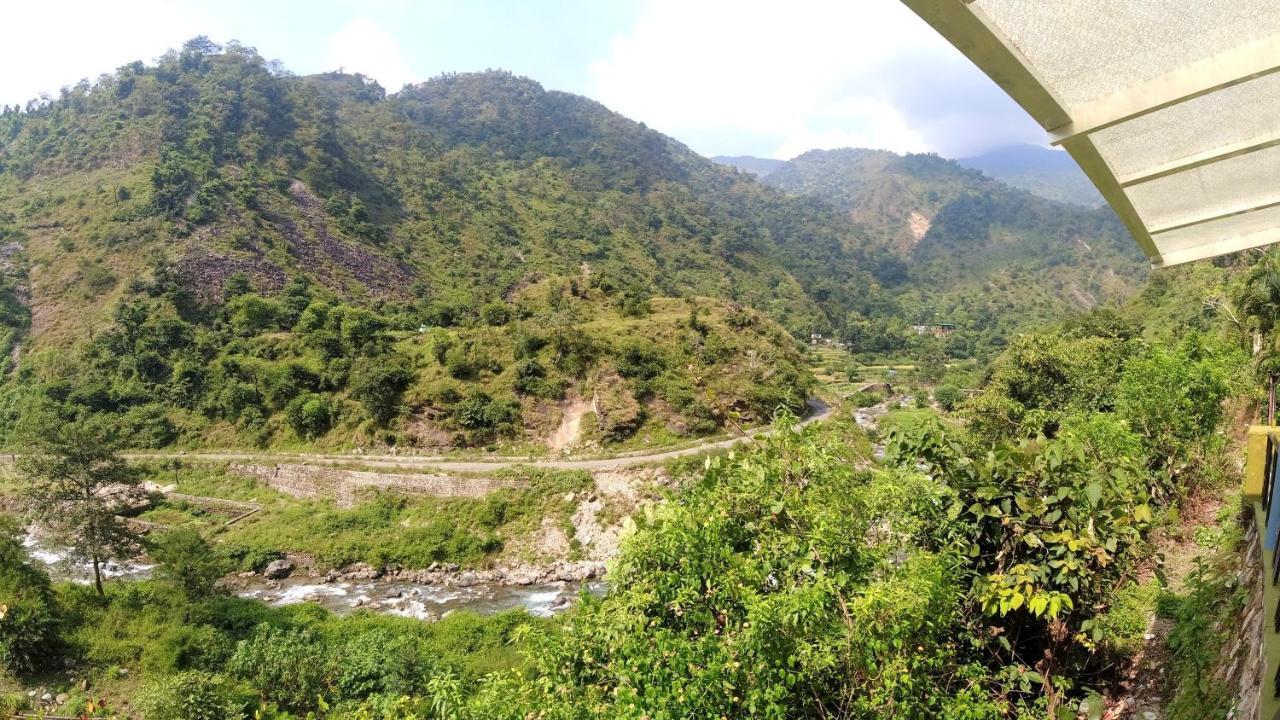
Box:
(456, 571, 481, 588)
(341, 563, 383, 581)
(263, 559, 294, 579)
(507, 567, 540, 585)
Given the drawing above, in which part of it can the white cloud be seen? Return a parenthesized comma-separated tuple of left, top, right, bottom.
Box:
(326, 17, 418, 92)
(0, 0, 224, 107)
(588, 0, 1042, 159)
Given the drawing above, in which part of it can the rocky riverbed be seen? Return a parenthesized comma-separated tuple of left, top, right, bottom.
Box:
(24, 531, 607, 620)
(220, 557, 609, 619)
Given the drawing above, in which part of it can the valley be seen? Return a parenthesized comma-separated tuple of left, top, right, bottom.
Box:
(0, 36, 1263, 720)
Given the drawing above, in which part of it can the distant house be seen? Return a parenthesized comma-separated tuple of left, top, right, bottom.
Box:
(911, 324, 957, 339)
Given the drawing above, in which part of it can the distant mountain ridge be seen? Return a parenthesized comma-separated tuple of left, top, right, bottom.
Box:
(712, 143, 1104, 208)
(957, 143, 1104, 207)
(723, 147, 1146, 339)
(710, 155, 784, 179)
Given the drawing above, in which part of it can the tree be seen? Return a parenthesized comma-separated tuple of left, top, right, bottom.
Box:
(149, 528, 228, 599)
(350, 354, 413, 425)
(1237, 249, 1280, 422)
(17, 414, 144, 595)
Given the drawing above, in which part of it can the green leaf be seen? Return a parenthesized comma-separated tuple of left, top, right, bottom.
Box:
(1084, 483, 1102, 507)
(1080, 693, 1105, 720)
(1134, 504, 1152, 523)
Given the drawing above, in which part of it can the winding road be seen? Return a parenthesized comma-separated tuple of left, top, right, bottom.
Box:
(125, 397, 835, 474)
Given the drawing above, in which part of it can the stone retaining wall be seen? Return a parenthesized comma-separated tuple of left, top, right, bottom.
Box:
(229, 463, 525, 507)
(1229, 508, 1263, 720)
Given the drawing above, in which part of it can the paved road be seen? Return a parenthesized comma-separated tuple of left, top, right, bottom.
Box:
(126, 398, 834, 473)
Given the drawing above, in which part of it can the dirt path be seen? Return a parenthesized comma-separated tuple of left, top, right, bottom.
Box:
(123, 398, 835, 473)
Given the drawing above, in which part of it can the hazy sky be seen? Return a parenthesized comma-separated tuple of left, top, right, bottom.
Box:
(0, 0, 1047, 160)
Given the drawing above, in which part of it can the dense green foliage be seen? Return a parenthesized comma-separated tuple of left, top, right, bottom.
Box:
(0, 517, 60, 674)
(0, 305, 1251, 717)
(884, 317, 1243, 715)
(0, 262, 809, 449)
(0, 34, 1263, 720)
(0, 552, 544, 718)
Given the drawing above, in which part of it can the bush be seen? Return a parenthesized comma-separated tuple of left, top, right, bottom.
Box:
(449, 391, 521, 442)
(149, 528, 230, 600)
(513, 358, 563, 399)
(285, 392, 334, 439)
(934, 384, 963, 411)
(480, 302, 511, 326)
(120, 403, 178, 447)
(850, 390, 884, 408)
(0, 517, 60, 674)
(137, 670, 246, 720)
(228, 625, 329, 711)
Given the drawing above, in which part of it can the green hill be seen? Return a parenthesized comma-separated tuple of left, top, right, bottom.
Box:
(757, 148, 1148, 351)
(0, 40, 864, 450)
(0, 38, 1152, 450)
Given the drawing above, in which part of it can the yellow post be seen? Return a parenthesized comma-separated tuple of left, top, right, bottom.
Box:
(1245, 425, 1274, 501)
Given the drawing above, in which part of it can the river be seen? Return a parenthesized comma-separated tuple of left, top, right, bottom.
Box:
(22, 533, 604, 619)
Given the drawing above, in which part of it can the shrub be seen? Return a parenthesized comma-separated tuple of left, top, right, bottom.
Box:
(137, 670, 246, 720)
(0, 517, 60, 674)
(227, 294, 281, 336)
(120, 403, 178, 447)
(851, 390, 883, 408)
(149, 528, 230, 600)
(934, 384, 963, 412)
(228, 625, 329, 711)
(449, 391, 521, 441)
(285, 392, 334, 439)
(480, 302, 511, 326)
(513, 359, 563, 399)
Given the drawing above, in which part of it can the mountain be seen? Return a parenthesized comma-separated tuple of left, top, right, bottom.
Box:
(758, 148, 1147, 340)
(958, 143, 1104, 207)
(0, 39, 1151, 451)
(0, 41, 887, 450)
(710, 155, 784, 178)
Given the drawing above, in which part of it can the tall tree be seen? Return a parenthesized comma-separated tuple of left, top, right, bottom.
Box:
(18, 414, 144, 595)
(1237, 249, 1280, 422)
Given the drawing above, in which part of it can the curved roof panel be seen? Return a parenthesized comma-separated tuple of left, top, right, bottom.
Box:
(904, 0, 1280, 266)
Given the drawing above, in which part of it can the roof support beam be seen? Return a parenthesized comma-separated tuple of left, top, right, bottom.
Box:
(1059, 134, 1161, 264)
(1049, 34, 1280, 143)
(900, 0, 1071, 129)
(1119, 135, 1280, 187)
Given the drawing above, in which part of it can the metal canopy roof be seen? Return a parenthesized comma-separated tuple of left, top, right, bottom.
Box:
(903, 0, 1280, 267)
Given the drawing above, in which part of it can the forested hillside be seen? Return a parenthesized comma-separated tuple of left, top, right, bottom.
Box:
(753, 148, 1148, 349)
(0, 38, 1149, 452)
(0, 39, 888, 451)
